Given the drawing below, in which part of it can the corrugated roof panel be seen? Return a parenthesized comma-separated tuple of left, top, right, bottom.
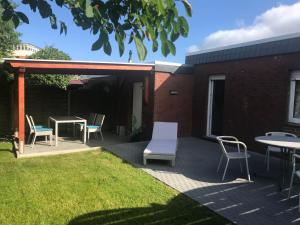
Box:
(185, 34, 300, 65)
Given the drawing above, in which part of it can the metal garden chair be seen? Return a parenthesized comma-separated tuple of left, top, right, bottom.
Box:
(29, 116, 53, 148)
(265, 132, 297, 171)
(216, 136, 251, 182)
(86, 114, 105, 141)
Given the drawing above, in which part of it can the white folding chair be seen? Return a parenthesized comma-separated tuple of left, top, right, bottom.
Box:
(288, 153, 300, 211)
(265, 132, 297, 171)
(29, 116, 53, 148)
(217, 136, 251, 182)
(86, 114, 105, 141)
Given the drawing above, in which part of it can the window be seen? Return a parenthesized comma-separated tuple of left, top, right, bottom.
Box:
(289, 71, 300, 123)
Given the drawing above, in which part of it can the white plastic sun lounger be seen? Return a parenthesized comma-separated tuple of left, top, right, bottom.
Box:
(143, 122, 178, 167)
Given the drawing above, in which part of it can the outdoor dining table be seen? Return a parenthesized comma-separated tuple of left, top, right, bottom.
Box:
(48, 116, 87, 147)
(255, 135, 300, 190)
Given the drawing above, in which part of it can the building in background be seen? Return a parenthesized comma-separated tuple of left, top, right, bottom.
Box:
(12, 43, 40, 58)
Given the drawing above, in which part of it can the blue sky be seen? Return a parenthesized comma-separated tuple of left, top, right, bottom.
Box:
(15, 0, 299, 63)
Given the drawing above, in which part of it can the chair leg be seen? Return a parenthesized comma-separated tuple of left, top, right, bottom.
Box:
(267, 150, 270, 171)
(100, 129, 103, 141)
(50, 135, 53, 146)
(31, 134, 37, 148)
(298, 191, 300, 212)
(245, 157, 251, 182)
(45, 136, 47, 142)
(217, 154, 223, 172)
(239, 159, 243, 173)
(222, 159, 229, 181)
(288, 173, 295, 198)
(27, 133, 32, 145)
(87, 131, 90, 141)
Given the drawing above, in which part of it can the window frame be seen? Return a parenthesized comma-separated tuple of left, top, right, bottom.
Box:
(288, 71, 300, 123)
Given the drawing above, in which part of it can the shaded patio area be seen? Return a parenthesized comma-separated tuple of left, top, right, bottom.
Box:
(105, 137, 300, 225)
(19, 132, 129, 158)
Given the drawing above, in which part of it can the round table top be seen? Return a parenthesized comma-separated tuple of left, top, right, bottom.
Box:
(255, 135, 300, 149)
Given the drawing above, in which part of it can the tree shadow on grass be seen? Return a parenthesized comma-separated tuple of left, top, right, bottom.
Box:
(68, 194, 233, 225)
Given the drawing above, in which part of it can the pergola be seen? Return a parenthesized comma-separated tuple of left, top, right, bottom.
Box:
(3, 58, 154, 153)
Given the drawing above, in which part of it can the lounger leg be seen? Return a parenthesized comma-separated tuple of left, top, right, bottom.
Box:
(217, 154, 223, 172)
(143, 157, 147, 165)
(245, 158, 251, 182)
(222, 159, 229, 181)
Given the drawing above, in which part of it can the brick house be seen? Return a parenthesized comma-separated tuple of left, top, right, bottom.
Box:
(4, 33, 300, 153)
(186, 33, 300, 151)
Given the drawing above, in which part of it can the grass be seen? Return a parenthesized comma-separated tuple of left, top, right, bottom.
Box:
(0, 142, 232, 225)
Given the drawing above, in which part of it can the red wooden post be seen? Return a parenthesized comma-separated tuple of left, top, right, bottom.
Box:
(17, 68, 25, 153)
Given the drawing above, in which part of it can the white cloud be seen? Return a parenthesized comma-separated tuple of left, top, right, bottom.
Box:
(188, 1, 300, 53)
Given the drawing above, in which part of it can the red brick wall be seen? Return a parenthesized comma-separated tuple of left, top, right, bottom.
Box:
(154, 72, 193, 136)
(193, 53, 300, 152)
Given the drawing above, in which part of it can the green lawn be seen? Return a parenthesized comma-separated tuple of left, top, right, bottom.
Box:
(0, 142, 232, 225)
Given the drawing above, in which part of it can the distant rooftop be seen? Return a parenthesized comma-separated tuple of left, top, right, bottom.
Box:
(185, 32, 300, 65)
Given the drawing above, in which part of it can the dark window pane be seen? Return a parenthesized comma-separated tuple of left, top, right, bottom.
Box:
(293, 81, 300, 118)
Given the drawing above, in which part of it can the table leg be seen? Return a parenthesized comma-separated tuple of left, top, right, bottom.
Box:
(55, 122, 58, 147)
(83, 121, 86, 144)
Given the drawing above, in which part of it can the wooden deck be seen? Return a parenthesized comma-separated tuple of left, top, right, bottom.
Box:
(18, 132, 129, 158)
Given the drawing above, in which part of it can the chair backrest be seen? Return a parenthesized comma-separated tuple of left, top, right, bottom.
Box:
(152, 122, 178, 140)
(29, 116, 37, 132)
(216, 136, 240, 155)
(26, 114, 33, 131)
(87, 113, 97, 125)
(265, 132, 297, 138)
(95, 114, 105, 127)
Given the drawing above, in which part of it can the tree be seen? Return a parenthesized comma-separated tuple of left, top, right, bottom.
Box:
(28, 46, 75, 89)
(0, 0, 192, 61)
(0, 7, 20, 58)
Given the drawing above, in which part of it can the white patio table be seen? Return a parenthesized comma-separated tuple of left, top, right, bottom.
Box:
(255, 135, 300, 190)
(48, 116, 87, 146)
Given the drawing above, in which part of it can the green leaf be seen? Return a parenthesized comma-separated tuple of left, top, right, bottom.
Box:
(167, 41, 176, 55)
(178, 16, 189, 37)
(16, 11, 29, 24)
(181, 0, 192, 17)
(160, 29, 167, 42)
(2, 9, 13, 21)
(12, 14, 19, 27)
(115, 33, 124, 56)
(60, 22, 67, 35)
(91, 30, 108, 51)
(85, 0, 94, 18)
(134, 36, 147, 61)
(55, 0, 64, 7)
(152, 40, 158, 52)
(161, 41, 169, 57)
(103, 42, 112, 55)
(49, 15, 57, 29)
(37, 0, 52, 18)
(170, 31, 179, 42)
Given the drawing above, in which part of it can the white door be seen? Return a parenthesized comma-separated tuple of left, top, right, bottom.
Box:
(207, 75, 225, 136)
(132, 82, 143, 132)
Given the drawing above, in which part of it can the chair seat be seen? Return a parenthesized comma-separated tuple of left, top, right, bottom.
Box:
(36, 128, 53, 132)
(87, 125, 100, 129)
(227, 152, 250, 159)
(144, 140, 177, 156)
(34, 125, 44, 129)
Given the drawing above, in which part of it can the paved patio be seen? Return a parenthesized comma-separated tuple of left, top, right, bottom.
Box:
(105, 137, 300, 225)
(19, 132, 129, 158)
